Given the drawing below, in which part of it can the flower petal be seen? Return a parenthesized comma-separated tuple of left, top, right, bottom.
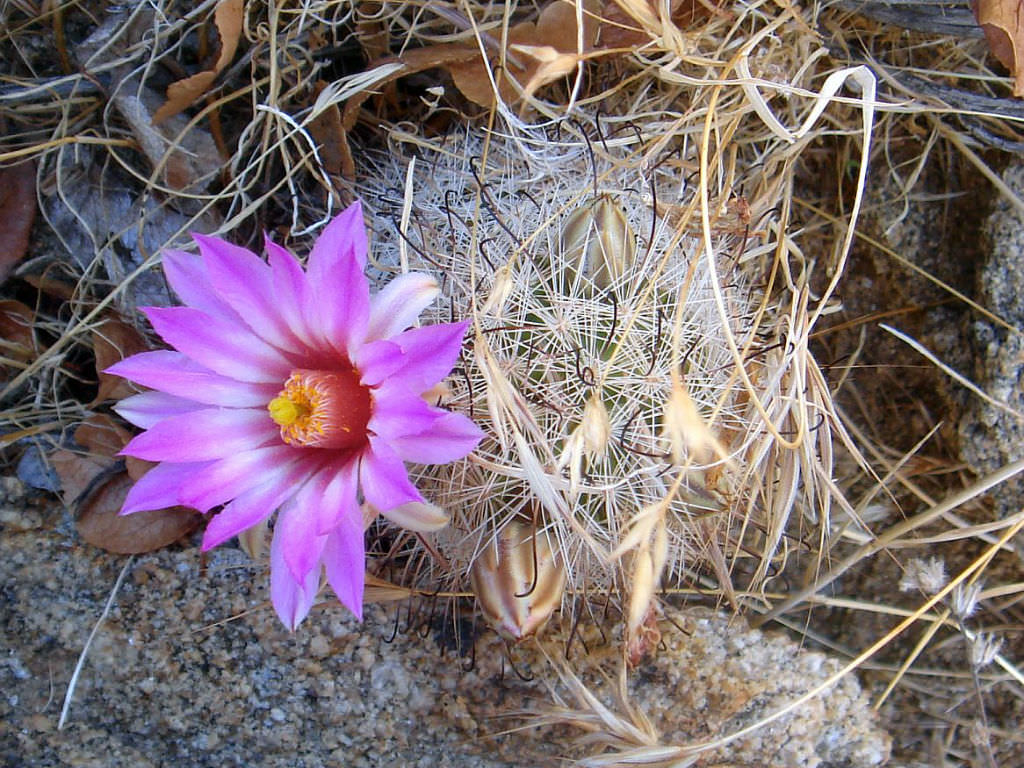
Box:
(201, 475, 297, 551)
(354, 339, 404, 387)
(196, 233, 305, 352)
(314, 460, 360, 535)
(366, 272, 439, 342)
(358, 437, 423, 513)
(179, 445, 303, 512)
(309, 200, 367, 272)
(275, 457, 361, 587)
(378, 500, 449, 533)
(386, 320, 470, 394)
(120, 408, 277, 462)
(323, 520, 365, 620)
(143, 306, 292, 384)
(367, 383, 444, 441)
(270, 522, 323, 631)
(161, 249, 239, 322)
(387, 411, 484, 464)
(121, 460, 213, 515)
(114, 391, 203, 429)
(276, 475, 330, 584)
(308, 202, 370, 354)
(266, 238, 316, 348)
(107, 351, 280, 407)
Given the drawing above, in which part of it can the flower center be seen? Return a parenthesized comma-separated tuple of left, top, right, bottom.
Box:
(268, 367, 371, 451)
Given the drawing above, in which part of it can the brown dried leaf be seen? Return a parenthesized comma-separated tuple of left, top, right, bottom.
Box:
(23, 273, 75, 300)
(125, 456, 155, 483)
(449, 22, 537, 107)
(76, 473, 200, 554)
(50, 414, 129, 507)
(342, 44, 481, 129)
(0, 160, 37, 285)
(50, 449, 114, 509)
(0, 300, 36, 371)
(450, 0, 601, 107)
(74, 414, 131, 459)
(600, 0, 724, 48)
(91, 317, 149, 404)
(535, 0, 602, 50)
(307, 81, 355, 179)
(153, 0, 244, 124)
(973, 0, 1024, 96)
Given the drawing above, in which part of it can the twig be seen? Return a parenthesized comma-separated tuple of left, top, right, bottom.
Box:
(58, 556, 134, 730)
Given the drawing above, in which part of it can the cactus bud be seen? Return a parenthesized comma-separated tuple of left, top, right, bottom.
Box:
(560, 195, 637, 293)
(470, 517, 567, 642)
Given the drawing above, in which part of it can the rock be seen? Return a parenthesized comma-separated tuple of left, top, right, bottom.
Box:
(959, 157, 1024, 517)
(0, 523, 890, 767)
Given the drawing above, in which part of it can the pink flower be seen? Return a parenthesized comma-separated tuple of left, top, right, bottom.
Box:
(108, 201, 483, 629)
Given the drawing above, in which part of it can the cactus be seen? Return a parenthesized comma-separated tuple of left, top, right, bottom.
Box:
(359, 115, 832, 649)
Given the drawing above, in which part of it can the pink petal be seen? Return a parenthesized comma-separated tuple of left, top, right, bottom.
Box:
(323, 520, 365, 620)
(354, 339, 404, 386)
(106, 351, 279, 408)
(114, 391, 203, 429)
(270, 522, 324, 630)
(266, 238, 316, 348)
(120, 408, 278, 462)
(387, 411, 484, 464)
(179, 445, 302, 512)
(386, 321, 470, 394)
(143, 306, 292, 383)
(276, 470, 331, 583)
(311, 239, 369, 356)
(367, 383, 444, 441)
(274, 460, 359, 583)
(313, 460, 360, 535)
(358, 437, 423, 513)
(366, 273, 439, 342)
(196, 233, 306, 352)
(308, 202, 370, 354)
(121, 460, 213, 515)
(162, 249, 239, 322)
(309, 201, 367, 272)
(201, 475, 300, 550)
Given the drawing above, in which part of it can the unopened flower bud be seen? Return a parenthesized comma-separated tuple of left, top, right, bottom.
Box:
(560, 195, 636, 293)
(470, 517, 566, 642)
(580, 393, 611, 460)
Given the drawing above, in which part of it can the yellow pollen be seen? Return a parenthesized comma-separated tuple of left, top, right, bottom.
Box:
(268, 395, 308, 427)
(267, 368, 371, 451)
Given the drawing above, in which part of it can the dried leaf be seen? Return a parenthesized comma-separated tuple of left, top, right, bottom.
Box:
(342, 44, 481, 129)
(600, 0, 725, 48)
(0, 300, 36, 373)
(0, 160, 37, 285)
(342, 0, 602, 117)
(73, 12, 223, 195)
(307, 80, 355, 179)
(448, 21, 538, 106)
(153, 0, 244, 124)
(450, 0, 601, 107)
(76, 473, 200, 554)
(91, 317, 149, 404)
(50, 414, 130, 507)
(50, 449, 115, 509)
(125, 456, 155, 483)
(973, 0, 1024, 96)
(74, 414, 132, 459)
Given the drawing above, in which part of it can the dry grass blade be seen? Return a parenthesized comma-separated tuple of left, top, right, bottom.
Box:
(3, 0, 1024, 764)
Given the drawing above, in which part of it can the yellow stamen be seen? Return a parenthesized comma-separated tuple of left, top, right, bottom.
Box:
(268, 395, 308, 427)
(267, 367, 371, 451)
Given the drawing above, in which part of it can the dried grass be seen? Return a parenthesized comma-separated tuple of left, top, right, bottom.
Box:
(2, 0, 1023, 765)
